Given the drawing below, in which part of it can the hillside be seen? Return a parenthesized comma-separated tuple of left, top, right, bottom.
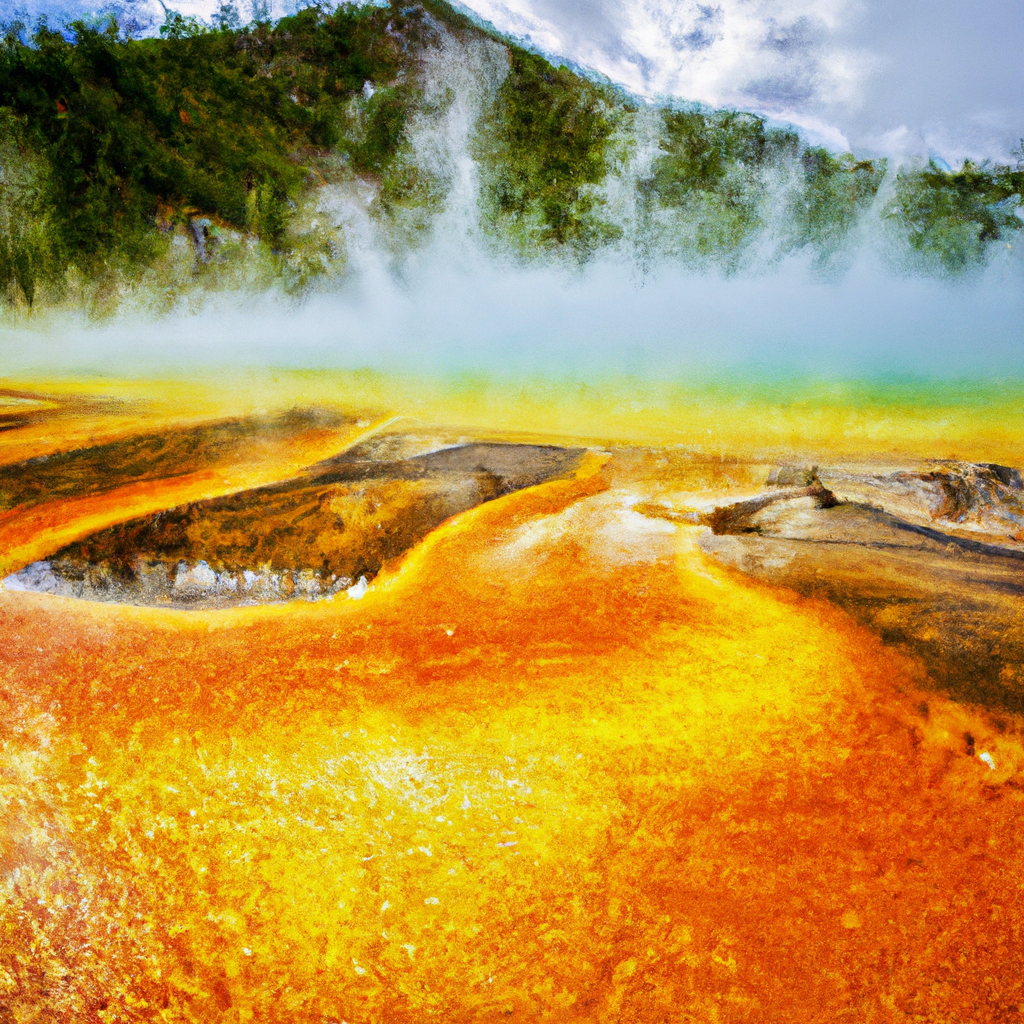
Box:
(0, 0, 1022, 312)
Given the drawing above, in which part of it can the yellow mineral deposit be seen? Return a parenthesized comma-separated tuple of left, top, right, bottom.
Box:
(0, 372, 1022, 1022)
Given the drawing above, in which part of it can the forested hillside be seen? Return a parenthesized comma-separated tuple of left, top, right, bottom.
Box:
(0, 0, 1021, 312)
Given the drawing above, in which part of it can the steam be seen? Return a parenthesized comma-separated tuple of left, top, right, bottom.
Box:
(4, 242, 1023, 377)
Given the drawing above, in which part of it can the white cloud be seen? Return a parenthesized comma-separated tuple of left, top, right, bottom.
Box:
(466, 0, 869, 135)
(461, 0, 1022, 162)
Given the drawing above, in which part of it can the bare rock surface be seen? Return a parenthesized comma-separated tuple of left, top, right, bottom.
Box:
(6, 559, 355, 609)
(694, 473, 1024, 713)
(818, 461, 1024, 548)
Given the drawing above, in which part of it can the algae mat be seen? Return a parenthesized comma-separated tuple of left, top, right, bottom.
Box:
(0, 377, 1022, 1023)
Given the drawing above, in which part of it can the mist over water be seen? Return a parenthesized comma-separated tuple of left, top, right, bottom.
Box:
(6, 242, 1023, 379)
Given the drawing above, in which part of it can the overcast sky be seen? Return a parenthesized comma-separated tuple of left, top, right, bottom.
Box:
(7, 0, 1021, 162)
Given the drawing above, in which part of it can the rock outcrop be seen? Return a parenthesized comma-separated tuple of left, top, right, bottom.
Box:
(690, 468, 1024, 713)
(819, 461, 1024, 545)
(3, 440, 585, 608)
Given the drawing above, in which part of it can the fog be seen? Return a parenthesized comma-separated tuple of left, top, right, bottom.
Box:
(5, 242, 1022, 377)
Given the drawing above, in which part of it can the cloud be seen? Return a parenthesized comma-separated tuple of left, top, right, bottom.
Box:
(465, 0, 868, 135)
(461, 0, 1022, 161)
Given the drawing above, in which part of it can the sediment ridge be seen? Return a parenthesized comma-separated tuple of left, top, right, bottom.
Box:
(676, 460, 1024, 712)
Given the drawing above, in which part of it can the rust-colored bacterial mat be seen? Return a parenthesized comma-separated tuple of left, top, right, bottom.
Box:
(1, 376, 1022, 1022)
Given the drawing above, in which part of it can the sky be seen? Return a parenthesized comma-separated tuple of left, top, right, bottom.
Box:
(456, 0, 1024, 162)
